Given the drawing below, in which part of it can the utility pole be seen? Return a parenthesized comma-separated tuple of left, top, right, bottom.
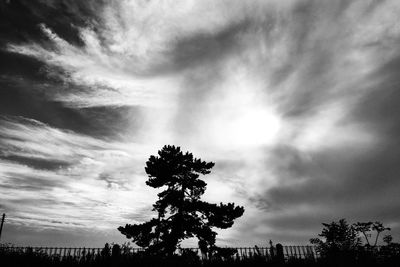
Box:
(0, 213, 5, 242)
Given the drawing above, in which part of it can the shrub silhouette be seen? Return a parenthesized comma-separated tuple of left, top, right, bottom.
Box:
(310, 219, 361, 261)
(311, 219, 400, 266)
(353, 221, 391, 247)
(118, 145, 244, 256)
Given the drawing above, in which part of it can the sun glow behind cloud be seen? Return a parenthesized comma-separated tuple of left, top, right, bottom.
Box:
(225, 108, 281, 147)
(1, 0, 400, 246)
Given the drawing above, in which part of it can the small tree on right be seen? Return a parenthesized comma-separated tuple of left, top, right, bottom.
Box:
(353, 221, 390, 247)
(310, 219, 361, 259)
(311, 219, 395, 264)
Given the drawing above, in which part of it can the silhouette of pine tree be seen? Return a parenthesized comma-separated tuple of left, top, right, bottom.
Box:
(118, 145, 244, 256)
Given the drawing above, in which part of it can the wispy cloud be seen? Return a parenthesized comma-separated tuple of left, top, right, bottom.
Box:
(6, 24, 179, 108)
(0, 116, 156, 239)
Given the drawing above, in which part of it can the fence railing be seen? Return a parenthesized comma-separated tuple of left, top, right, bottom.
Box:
(282, 245, 319, 259)
(0, 245, 319, 260)
(0, 246, 145, 257)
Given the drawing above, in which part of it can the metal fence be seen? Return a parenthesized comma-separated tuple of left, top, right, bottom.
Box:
(0, 246, 143, 257)
(1, 246, 101, 257)
(281, 245, 319, 259)
(0, 245, 319, 260)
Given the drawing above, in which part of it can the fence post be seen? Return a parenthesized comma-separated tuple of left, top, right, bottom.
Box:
(269, 240, 275, 258)
(276, 243, 284, 263)
(0, 213, 5, 242)
(112, 244, 121, 258)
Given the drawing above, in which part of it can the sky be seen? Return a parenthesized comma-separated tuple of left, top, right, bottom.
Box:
(1, 0, 400, 247)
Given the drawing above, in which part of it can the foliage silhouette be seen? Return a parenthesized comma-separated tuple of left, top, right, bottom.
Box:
(310, 219, 361, 260)
(118, 145, 244, 256)
(310, 219, 400, 266)
(353, 221, 390, 246)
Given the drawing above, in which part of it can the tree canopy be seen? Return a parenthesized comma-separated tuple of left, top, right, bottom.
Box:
(118, 145, 244, 256)
(310, 219, 361, 255)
